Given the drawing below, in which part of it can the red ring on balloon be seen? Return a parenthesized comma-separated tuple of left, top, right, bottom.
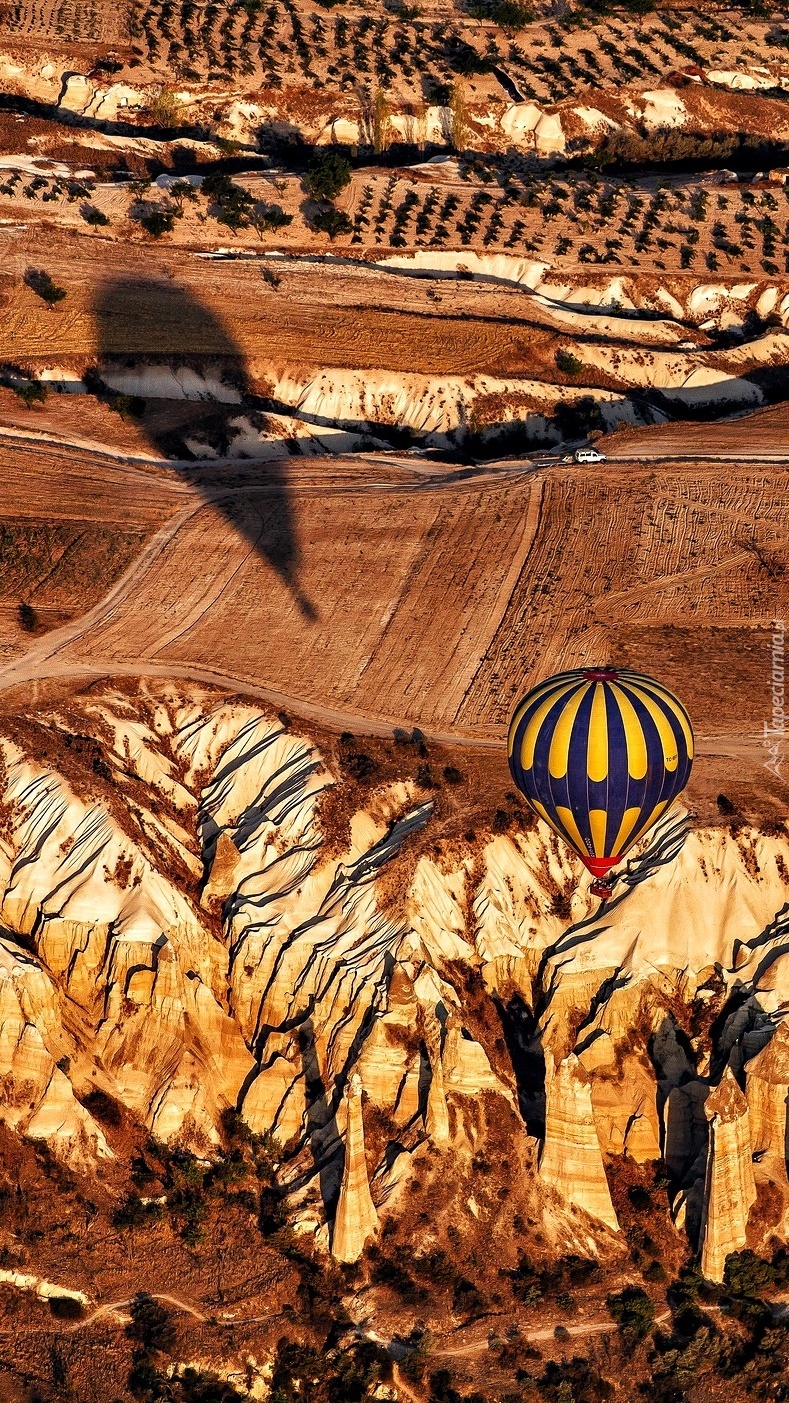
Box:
(582, 667, 620, 681)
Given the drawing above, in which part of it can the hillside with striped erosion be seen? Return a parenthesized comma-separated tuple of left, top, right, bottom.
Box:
(0, 681, 786, 1395)
(2, 0, 789, 1397)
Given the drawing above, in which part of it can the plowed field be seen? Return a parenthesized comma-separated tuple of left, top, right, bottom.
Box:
(2, 449, 786, 816)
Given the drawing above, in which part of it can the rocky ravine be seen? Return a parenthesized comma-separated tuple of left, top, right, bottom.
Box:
(0, 680, 787, 1281)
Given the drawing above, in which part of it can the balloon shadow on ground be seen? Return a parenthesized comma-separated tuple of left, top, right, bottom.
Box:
(91, 275, 317, 620)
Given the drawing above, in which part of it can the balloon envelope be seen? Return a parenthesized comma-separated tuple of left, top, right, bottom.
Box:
(507, 667, 693, 879)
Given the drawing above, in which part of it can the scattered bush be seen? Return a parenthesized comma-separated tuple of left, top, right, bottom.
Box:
(23, 267, 66, 306)
(81, 1087, 124, 1126)
(723, 1249, 776, 1298)
(399, 1327, 433, 1382)
(429, 1367, 463, 1403)
(48, 1295, 85, 1321)
(127, 1292, 176, 1353)
(554, 395, 603, 440)
(370, 1250, 429, 1305)
(18, 602, 38, 633)
(269, 1336, 390, 1402)
(113, 1194, 164, 1230)
(110, 393, 146, 420)
(258, 1184, 286, 1234)
(606, 1285, 655, 1339)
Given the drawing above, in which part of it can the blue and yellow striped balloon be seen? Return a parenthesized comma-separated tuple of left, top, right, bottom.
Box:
(507, 667, 693, 888)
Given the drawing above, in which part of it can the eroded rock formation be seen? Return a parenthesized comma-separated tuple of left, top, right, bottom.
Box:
(331, 1074, 378, 1263)
(746, 1019, 789, 1182)
(0, 682, 785, 1272)
(540, 1054, 619, 1232)
(699, 1067, 757, 1283)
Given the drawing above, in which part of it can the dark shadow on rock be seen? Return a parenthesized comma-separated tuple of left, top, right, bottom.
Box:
(91, 276, 317, 619)
(298, 1018, 345, 1216)
(493, 990, 545, 1137)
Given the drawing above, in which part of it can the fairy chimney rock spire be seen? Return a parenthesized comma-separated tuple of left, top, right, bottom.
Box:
(331, 1072, 379, 1263)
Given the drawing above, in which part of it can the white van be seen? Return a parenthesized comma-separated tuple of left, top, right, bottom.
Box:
(574, 447, 606, 463)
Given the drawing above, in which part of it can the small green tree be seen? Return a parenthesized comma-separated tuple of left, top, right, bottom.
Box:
(140, 209, 176, 238)
(12, 380, 47, 406)
(311, 207, 353, 240)
(372, 87, 393, 155)
(18, 603, 38, 633)
(202, 172, 254, 230)
(468, 0, 532, 28)
(304, 150, 352, 201)
(147, 85, 183, 128)
(449, 81, 469, 152)
(607, 1286, 655, 1339)
(168, 179, 199, 213)
(555, 348, 583, 376)
(249, 202, 293, 238)
(82, 205, 110, 226)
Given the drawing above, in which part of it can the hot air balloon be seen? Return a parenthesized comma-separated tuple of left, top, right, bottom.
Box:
(508, 667, 693, 898)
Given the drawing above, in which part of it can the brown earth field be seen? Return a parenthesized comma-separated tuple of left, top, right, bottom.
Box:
(0, 444, 786, 824)
(605, 400, 789, 457)
(0, 231, 567, 380)
(0, 439, 184, 661)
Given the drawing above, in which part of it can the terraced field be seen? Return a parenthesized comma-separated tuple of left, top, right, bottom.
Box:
(2, 3, 789, 1402)
(0, 0, 125, 42)
(3, 153, 789, 279)
(117, 2, 789, 107)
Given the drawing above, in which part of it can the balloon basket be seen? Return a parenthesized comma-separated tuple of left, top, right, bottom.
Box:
(589, 878, 614, 900)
